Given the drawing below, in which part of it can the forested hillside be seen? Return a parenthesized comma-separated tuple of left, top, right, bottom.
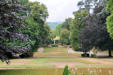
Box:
(48, 22, 63, 29)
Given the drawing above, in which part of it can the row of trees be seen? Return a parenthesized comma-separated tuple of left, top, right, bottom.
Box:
(70, 0, 113, 57)
(70, 10, 88, 50)
(0, 0, 51, 63)
(54, 0, 113, 57)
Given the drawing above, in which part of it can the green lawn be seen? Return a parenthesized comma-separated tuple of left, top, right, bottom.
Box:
(0, 47, 113, 75)
(0, 68, 63, 75)
(0, 47, 113, 68)
(31, 57, 96, 64)
(34, 47, 81, 57)
(43, 47, 67, 53)
(0, 67, 113, 75)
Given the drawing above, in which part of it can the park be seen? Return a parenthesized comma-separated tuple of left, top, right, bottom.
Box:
(0, 0, 113, 75)
(0, 47, 113, 75)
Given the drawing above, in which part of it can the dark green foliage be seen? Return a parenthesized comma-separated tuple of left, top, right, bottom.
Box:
(18, 0, 29, 5)
(55, 24, 62, 36)
(0, 0, 50, 63)
(0, 0, 30, 63)
(55, 18, 72, 36)
(55, 18, 72, 45)
(63, 65, 70, 75)
(22, 2, 49, 51)
(60, 29, 70, 45)
(50, 30, 56, 42)
(51, 44, 58, 47)
(79, 7, 113, 57)
(106, 0, 113, 13)
(61, 18, 72, 30)
(70, 10, 88, 51)
(71, 0, 108, 53)
(81, 53, 89, 57)
(20, 51, 33, 58)
(43, 24, 52, 45)
(90, 54, 96, 58)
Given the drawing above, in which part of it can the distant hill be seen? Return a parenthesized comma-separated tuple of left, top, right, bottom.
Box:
(48, 22, 63, 30)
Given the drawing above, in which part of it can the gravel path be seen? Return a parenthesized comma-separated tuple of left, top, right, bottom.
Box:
(67, 48, 76, 53)
(67, 46, 76, 53)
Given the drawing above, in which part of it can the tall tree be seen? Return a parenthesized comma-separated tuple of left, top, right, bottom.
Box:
(55, 24, 62, 36)
(106, 0, 113, 39)
(23, 2, 49, 51)
(60, 29, 70, 45)
(77, 0, 107, 12)
(70, 10, 88, 50)
(0, 0, 30, 63)
(79, 7, 113, 57)
(61, 18, 72, 30)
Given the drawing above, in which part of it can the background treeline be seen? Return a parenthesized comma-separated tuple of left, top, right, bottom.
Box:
(0, 0, 52, 63)
(55, 18, 72, 45)
(54, 0, 113, 57)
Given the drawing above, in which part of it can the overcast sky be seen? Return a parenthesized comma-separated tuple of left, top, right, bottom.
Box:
(29, 0, 80, 22)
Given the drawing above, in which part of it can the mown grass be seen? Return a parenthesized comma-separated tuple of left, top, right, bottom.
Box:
(43, 47, 67, 53)
(0, 67, 113, 75)
(0, 47, 112, 68)
(0, 68, 63, 75)
(34, 47, 81, 57)
(35, 53, 81, 57)
(30, 57, 97, 64)
(0, 57, 112, 69)
(0, 64, 55, 68)
(0, 47, 113, 75)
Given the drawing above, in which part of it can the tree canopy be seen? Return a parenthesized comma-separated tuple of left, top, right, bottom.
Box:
(21, 1, 49, 51)
(106, 0, 113, 39)
(79, 8, 113, 57)
(0, 0, 30, 63)
(55, 18, 72, 45)
(77, 0, 113, 57)
(0, 0, 50, 63)
(70, 10, 89, 50)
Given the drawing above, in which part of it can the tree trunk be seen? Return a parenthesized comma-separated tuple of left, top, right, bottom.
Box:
(108, 49, 112, 57)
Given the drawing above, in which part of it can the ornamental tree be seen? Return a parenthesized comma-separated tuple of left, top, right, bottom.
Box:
(0, 0, 30, 63)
